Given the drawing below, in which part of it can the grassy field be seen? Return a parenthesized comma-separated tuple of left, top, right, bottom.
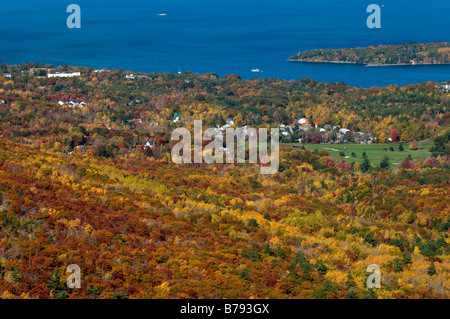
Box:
(282, 141, 433, 168)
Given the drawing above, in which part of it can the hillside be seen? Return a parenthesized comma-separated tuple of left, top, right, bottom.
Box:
(0, 63, 449, 299)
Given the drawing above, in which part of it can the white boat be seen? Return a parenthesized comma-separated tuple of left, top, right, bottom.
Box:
(251, 68, 261, 73)
(157, 13, 167, 16)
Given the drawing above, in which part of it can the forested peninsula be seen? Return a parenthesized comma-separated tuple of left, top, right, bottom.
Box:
(289, 42, 450, 66)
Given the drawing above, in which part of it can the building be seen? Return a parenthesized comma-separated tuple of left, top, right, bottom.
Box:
(143, 141, 156, 148)
(3, 73, 12, 78)
(48, 72, 81, 78)
(58, 100, 89, 108)
(173, 112, 181, 123)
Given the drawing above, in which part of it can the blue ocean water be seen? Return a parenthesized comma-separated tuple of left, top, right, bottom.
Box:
(0, 0, 449, 87)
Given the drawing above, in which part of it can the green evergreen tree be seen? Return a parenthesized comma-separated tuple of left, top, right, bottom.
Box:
(363, 288, 377, 299)
(240, 267, 250, 280)
(264, 243, 274, 256)
(313, 280, 337, 299)
(427, 261, 437, 276)
(346, 271, 356, 288)
(315, 259, 328, 275)
(345, 288, 358, 299)
(276, 246, 286, 259)
(292, 250, 313, 281)
(12, 264, 22, 283)
(87, 284, 102, 299)
(248, 218, 259, 227)
(401, 251, 412, 266)
(393, 258, 403, 273)
(112, 292, 129, 299)
(364, 233, 376, 246)
(361, 151, 372, 172)
(379, 156, 391, 169)
(47, 267, 68, 299)
(242, 247, 261, 262)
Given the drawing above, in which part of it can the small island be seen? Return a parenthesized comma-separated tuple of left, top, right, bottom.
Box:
(288, 42, 450, 66)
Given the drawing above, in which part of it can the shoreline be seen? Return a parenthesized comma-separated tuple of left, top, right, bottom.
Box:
(288, 58, 450, 67)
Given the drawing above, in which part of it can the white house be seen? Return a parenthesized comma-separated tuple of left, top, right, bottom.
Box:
(441, 83, 450, 92)
(226, 118, 234, 126)
(241, 125, 258, 138)
(339, 128, 351, 135)
(125, 74, 136, 80)
(3, 73, 12, 78)
(143, 141, 156, 148)
(298, 118, 308, 125)
(48, 72, 81, 78)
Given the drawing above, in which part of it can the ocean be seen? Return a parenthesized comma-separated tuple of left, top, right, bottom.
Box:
(0, 0, 449, 87)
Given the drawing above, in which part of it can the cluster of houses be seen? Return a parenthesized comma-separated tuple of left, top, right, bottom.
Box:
(279, 118, 375, 144)
(58, 100, 89, 108)
(211, 117, 374, 145)
(168, 115, 374, 145)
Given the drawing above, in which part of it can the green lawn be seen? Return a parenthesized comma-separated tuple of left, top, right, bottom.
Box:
(282, 141, 433, 168)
